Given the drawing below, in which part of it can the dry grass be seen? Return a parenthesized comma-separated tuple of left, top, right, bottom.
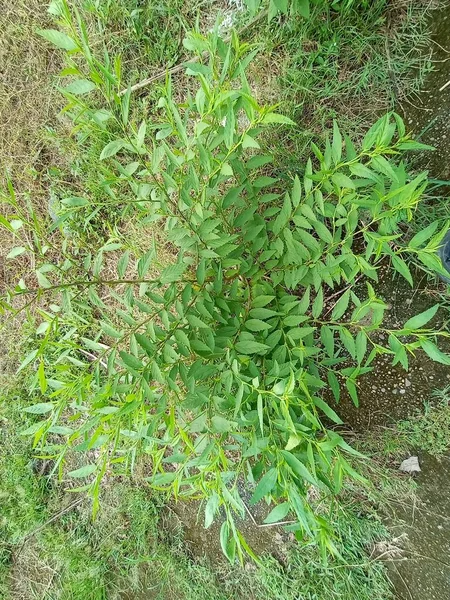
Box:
(0, 1, 62, 189)
(0, 1, 65, 375)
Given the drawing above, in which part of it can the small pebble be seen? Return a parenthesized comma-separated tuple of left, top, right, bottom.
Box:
(399, 456, 421, 473)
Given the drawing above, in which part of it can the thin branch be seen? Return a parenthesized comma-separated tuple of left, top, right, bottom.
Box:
(118, 9, 268, 96)
(78, 348, 108, 369)
(257, 519, 297, 528)
(14, 276, 196, 296)
(15, 499, 83, 557)
(119, 62, 191, 97)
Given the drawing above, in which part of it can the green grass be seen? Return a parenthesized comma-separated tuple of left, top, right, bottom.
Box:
(79, 0, 216, 74)
(243, 0, 437, 169)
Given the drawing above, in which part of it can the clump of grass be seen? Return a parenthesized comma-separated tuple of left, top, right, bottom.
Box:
(250, 0, 438, 167)
(364, 385, 450, 460)
(250, 515, 392, 600)
(80, 0, 218, 76)
(348, 385, 450, 514)
(395, 386, 450, 456)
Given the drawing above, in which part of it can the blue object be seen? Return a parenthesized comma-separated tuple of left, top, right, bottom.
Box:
(438, 230, 450, 283)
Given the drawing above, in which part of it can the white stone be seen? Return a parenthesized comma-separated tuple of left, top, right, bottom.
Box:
(399, 456, 421, 474)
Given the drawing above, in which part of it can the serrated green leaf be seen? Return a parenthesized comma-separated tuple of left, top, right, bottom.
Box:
(23, 403, 54, 415)
(245, 319, 272, 332)
(313, 397, 343, 425)
(196, 259, 206, 285)
(17, 349, 38, 372)
(332, 172, 355, 189)
(6, 246, 26, 259)
(283, 315, 308, 327)
(312, 288, 324, 318)
(119, 351, 143, 371)
(332, 120, 342, 164)
(403, 304, 439, 330)
(205, 493, 219, 529)
(20, 422, 44, 436)
(184, 62, 210, 76)
(36, 271, 51, 288)
(349, 163, 381, 182)
(313, 221, 333, 244)
(135, 334, 154, 355)
(117, 251, 130, 278)
(346, 379, 359, 407)
(235, 341, 270, 354)
(68, 464, 97, 478)
(272, 193, 291, 236)
(49, 426, 74, 435)
(262, 113, 296, 126)
(355, 331, 367, 364)
(61, 196, 89, 207)
(292, 175, 302, 207)
(249, 308, 279, 319)
(36, 321, 49, 335)
(331, 290, 350, 320)
(320, 326, 334, 357)
(397, 140, 434, 151)
(220, 521, 231, 560)
(285, 434, 302, 451)
(100, 139, 124, 160)
(281, 450, 317, 486)
(252, 295, 275, 308)
(187, 315, 209, 329)
(211, 416, 235, 433)
(160, 263, 185, 284)
(409, 221, 439, 249)
(221, 162, 233, 176)
(37, 29, 79, 51)
(392, 255, 413, 286)
(242, 134, 260, 149)
(263, 502, 290, 524)
(370, 155, 399, 182)
(190, 339, 211, 354)
(328, 371, 340, 402)
(250, 468, 277, 504)
(420, 340, 450, 365)
(63, 79, 96, 95)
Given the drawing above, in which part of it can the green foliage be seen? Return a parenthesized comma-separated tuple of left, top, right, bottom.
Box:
(0, 392, 392, 600)
(244, 0, 372, 20)
(0, 397, 222, 599)
(261, 0, 434, 175)
(1, 1, 449, 561)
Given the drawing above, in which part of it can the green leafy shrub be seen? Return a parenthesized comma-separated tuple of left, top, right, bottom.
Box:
(2, 0, 449, 561)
